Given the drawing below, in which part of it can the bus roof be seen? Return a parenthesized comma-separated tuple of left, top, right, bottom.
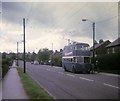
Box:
(64, 42, 89, 48)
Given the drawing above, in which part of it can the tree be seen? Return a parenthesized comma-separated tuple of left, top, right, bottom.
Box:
(31, 52, 37, 61)
(37, 48, 52, 64)
(51, 50, 62, 67)
(52, 55, 62, 67)
(9, 52, 16, 60)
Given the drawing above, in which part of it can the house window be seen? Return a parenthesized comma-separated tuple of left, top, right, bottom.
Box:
(107, 49, 109, 54)
(112, 47, 115, 53)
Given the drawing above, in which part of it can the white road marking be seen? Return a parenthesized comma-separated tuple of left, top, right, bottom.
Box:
(66, 74, 75, 77)
(53, 66, 60, 69)
(58, 72, 64, 75)
(103, 83, 120, 89)
(79, 77, 94, 82)
(46, 69, 50, 71)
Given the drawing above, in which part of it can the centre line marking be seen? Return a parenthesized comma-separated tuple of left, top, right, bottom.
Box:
(54, 66, 59, 68)
(66, 74, 75, 77)
(58, 72, 64, 75)
(103, 83, 120, 89)
(79, 77, 94, 82)
(46, 69, 50, 71)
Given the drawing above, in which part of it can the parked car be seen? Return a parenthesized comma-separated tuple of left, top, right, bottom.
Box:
(34, 60, 39, 65)
(31, 61, 34, 64)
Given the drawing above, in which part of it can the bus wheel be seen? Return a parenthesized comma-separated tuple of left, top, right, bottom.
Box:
(64, 66, 67, 71)
(72, 67, 76, 73)
(87, 70, 90, 74)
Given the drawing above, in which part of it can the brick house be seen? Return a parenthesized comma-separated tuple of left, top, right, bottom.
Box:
(90, 40, 111, 57)
(106, 37, 120, 54)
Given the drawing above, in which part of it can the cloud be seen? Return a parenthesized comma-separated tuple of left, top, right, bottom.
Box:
(1, 2, 118, 52)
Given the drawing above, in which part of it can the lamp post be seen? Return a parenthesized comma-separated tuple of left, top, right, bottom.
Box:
(82, 19, 95, 69)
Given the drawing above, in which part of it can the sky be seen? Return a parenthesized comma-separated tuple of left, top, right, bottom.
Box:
(0, 0, 119, 53)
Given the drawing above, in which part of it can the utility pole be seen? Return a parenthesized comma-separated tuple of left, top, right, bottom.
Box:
(82, 19, 96, 73)
(93, 22, 95, 69)
(17, 42, 18, 66)
(23, 18, 26, 73)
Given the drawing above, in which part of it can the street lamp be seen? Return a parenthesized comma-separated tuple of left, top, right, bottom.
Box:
(82, 19, 95, 69)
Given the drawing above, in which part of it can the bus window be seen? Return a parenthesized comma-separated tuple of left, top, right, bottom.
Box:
(74, 57, 84, 63)
(73, 57, 75, 62)
(84, 57, 90, 63)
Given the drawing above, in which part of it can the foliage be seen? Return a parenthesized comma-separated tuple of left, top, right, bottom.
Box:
(91, 52, 120, 72)
(30, 52, 37, 61)
(52, 54, 62, 67)
(37, 48, 52, 64)
(2, 52, 13, 78)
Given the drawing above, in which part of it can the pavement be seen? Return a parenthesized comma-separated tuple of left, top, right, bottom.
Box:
(2, 61, 28, 99)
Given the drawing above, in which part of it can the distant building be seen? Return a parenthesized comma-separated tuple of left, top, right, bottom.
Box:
(90, 40, 111, 57)
(106, 37, 120, 54)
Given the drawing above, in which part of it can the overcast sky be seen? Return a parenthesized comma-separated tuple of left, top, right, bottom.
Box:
(0, 1, 119, 53)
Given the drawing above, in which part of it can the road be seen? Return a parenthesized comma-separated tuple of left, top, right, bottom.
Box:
(18, 61, 120, 99)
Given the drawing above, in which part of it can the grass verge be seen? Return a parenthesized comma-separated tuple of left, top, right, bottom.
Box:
(17, 67, 53, 100)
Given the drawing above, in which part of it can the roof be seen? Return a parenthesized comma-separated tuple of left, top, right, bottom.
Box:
(90, 40, 110, 50)
(106, 37, 120, 48)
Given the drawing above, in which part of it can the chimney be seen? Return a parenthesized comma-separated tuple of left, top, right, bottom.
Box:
(99, 39, 104, 44)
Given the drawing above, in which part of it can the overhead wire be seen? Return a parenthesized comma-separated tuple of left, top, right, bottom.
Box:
(96, 15, 118, 24)
(50, 3, 88, 30)
(90, 2, 118, 22)
(24, 2, 118, 47)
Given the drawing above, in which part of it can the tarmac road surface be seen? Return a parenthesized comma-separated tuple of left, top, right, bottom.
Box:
(19, 61, 120, 100)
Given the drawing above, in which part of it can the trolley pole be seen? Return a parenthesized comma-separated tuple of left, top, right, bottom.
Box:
(23, 18, 26, 73)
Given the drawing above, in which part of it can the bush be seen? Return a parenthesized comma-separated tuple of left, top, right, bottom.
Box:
(2, 58, 13, 78)
(91, 53, 120, 72)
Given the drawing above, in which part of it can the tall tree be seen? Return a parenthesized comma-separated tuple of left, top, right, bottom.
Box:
(37, 48, 52, 64)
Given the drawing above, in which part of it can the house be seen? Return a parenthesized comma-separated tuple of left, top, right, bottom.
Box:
(106, 37, 120, 54)
(90, 40, 111, 57)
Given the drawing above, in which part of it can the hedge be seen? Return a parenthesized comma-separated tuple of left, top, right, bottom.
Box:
(91, 52, 120, 71)
(2, 58, 12, 78)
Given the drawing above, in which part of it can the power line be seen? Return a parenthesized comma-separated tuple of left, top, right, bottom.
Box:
(50, 3, 88, 30)
(96, 15, 118, 24)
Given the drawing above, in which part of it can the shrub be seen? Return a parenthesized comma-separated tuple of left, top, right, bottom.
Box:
(91, 53, 120, 71)
(2, 58, 13, 78)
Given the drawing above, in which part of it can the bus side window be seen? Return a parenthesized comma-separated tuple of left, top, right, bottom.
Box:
(73, 57, 75, 62)
(75, 58, 77, 63)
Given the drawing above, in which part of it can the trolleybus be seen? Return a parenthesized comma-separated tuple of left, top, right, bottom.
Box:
(62, 42, 93, 73)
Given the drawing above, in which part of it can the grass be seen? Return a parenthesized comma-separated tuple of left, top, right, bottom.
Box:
(17, 67, 54, 100)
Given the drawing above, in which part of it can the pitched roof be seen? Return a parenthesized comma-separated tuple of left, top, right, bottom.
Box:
(106, 37, 120, 48)
(90, 40, 110, 50)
